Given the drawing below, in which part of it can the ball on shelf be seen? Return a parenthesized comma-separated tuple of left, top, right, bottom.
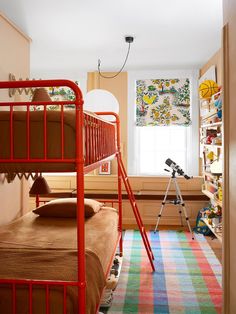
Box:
(199, 80, 219, 99)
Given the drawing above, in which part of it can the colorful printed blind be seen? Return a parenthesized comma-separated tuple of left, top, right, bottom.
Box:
(136, 78, 191, 126)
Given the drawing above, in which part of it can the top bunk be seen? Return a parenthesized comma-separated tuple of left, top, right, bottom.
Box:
(0, 79, 118, 175)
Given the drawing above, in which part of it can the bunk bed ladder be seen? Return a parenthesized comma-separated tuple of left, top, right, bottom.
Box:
(117, 154, 155, 272)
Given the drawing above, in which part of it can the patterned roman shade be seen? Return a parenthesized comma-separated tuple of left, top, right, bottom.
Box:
(136, 78, 191, 126)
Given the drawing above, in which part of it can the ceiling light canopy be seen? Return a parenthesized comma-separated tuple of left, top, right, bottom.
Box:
(98, 36, 134, 79)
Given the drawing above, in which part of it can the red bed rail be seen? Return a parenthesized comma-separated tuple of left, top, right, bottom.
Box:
(0, 80, 121, 313)
(0, 81, 117, 171)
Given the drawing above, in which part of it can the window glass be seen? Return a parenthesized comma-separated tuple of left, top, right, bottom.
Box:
(139, 126, 187, 175)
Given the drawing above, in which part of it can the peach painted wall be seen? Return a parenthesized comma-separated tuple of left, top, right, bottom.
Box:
(87, 71, 128, 173)
(0, 12, 31, 225)
(200, 49, 223, 85)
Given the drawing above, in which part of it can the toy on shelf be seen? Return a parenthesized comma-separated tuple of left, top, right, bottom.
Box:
(199, 82, 222, 125)
(214, 186, 223, 202)
(213, 97, 222, 120)
(199, 80, 219, 99)
(206, 129, 217, 144)
(206, 151, 219, 162)
(204, 205, 222, 226)
(205, 151, 222, 175)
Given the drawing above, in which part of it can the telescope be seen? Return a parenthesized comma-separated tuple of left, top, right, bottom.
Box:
(165, 158, 192, 180)
(154, 158, 194, 238)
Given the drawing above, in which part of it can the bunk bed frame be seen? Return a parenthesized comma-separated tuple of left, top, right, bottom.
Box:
(0, 79, 155, 313)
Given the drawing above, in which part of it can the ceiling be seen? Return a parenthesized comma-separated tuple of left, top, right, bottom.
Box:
(1, 0, 223, 77)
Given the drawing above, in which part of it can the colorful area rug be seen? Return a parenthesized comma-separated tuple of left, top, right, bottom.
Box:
(108, 230, 222, 314)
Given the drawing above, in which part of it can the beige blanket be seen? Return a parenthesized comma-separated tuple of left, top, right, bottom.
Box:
(0, 207, 119, 314)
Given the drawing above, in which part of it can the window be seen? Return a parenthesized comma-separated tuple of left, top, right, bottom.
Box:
(138, 126, 187, 175)
(128, 70, 199, 176)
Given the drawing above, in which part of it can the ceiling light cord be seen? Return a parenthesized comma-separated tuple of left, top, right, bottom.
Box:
(98, 42, 131, 79)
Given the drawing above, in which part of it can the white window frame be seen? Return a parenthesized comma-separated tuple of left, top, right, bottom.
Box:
(127, 69, 199, 176)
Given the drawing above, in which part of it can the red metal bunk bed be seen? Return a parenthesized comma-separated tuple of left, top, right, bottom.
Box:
(0, 79, 155, 313)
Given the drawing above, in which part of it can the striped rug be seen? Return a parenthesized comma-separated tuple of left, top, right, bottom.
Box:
(108, 230, 222, 314)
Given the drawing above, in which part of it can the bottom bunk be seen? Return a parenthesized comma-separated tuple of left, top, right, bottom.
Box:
(0, 199, 119, 314)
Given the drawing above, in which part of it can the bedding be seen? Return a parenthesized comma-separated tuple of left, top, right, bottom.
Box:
(0, 110, 77, 173)
(33, 198, 104, 218)
(0, 109, 114, 174)
(0, 206, 119, 314)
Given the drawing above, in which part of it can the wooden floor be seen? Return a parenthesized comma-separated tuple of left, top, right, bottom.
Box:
(205, 234, 222, 262)
(125, 224, 222, 263)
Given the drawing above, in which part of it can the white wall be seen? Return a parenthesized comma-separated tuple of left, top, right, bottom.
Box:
(0, 176, 22, 224)
(0, 13, 31, 225)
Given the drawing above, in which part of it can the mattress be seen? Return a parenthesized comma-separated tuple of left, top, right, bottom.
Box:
(0, 206, 119, 314)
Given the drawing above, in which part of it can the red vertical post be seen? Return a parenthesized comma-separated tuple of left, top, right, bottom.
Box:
(61, 104, 65, 159)
(63, 285, 67, 314)
(116, 117, 123, 255)
(97, 120, 100, 161)
(26, 105, 30, 160)
(88, 116, 91, 164)
(92, 117, 95, 163)
(10, 106, 13, 160)
(75, 92, 86, 313)
(94, 118, 97, 161)
(29, 283, 32, 314)
(35, 194, 40, 208)
(85, 114, 88, 166)
(101, 124, 105, 159)
(46, 285, 49, 314)
(43, 105, 47, 160)
(12, 283, 16, 314)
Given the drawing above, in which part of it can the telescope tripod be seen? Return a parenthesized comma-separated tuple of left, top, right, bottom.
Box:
(154, 170, 194, 239)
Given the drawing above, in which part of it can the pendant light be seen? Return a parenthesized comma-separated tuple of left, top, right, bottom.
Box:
(97, 36, 134, 79)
